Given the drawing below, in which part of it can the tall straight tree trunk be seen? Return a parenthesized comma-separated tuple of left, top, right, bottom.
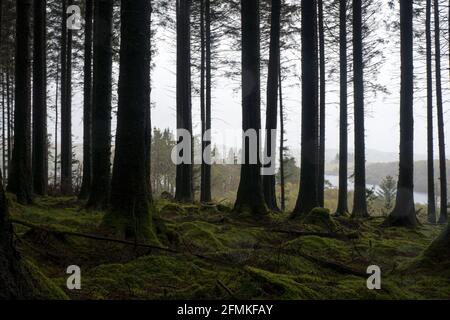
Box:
(32, 0, 48, 196)
(336, 0, 348, 216)
(87, 0, 113, 210)
(234, 0, 267, 215)
(2, 73, 5, 177)
(202, 0, 212, 203)
(61, 0, 73, 195)
(426, 0, 436, 224)
(262, 0, 281, 212)
(292, 0, 319, 217)
(318, 0, 326, 208)
(7, 0, 33, 204)
(279, 63, 285, 212)
(6, 68, 10, 179)
(145, 3, 153, 197)
(200, 0, 206, 202)
(434, 0, 448, 224)
(175, 0, 194, 202)
(105, 0, 155, 240)
(54, 64, 59, 188)
(386, 0, 417, 227)
(352, 0, 368, 217)
(0, 0, 4, 178)
(79, 0, 93, 200)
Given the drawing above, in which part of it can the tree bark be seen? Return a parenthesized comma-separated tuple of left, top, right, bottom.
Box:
(0, 169, 31, 299)
(262, 0, 281, 212)
(293, 0, 319, 217)
(175, 0, 194, 203)
(336, 0, 348, 216)
(426, 0, 436, 224)
(234, 0, 267, 215)
(7, 0, 33, 204)
(279, 64, 285, 212)
(87, 0, 113, 210)
(204, 0, 212, 203)
(32, 0, 48, 196)
(352, 0, 369, 218)
(79, 0, 93, 200)
(386, 0, 417, 227)
(434, 0, 448, 224)
(61, 0, 73, 195)
(104, 0, 155, 240)
(318, 0, 326, 208)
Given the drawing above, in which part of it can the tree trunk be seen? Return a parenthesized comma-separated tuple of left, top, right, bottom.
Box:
(0, 168, 31, 299)
(279, 64, 285, 212)
(234, 0, 267, 215)
(87, 0, 113, 210)
(104, 0, 155, 240)
(6, 67, 10, 181)
(336, 0, 348, 216)
(292, 0, 319, 217)
(79, 0, 93, 200)
(32, 0, 48, 196)
(175, 0, 194, 203)
(426, 0, 436, 224)
(386, 0, 417, 227)
(144, 2, 153, 199)
(54, 63, 59, 188)
(262, 0, 281, 212)
(7, 0, 33, 204)
(318, 0, 326, 208)
(200, 0, 206, 202)
(61, 0, 73, 195)
(204, 0, 212, 203)
(434, 0, 448, 224)
(352, 0, 369, 218)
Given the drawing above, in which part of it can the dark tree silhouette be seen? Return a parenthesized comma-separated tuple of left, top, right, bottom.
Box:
(0, 169, 32, 299)
(7, 0, 33, 204)
(292, 0, 319, 217)
(317, 0, 326, 208)
(385, 0, 417, 227)
(175, 0, 194, 203)
(234, 0, 267, 215)
(426, 0, 436, 224)
(79, 0, 93, 200)
(32, 0, 48, 196)
(352, 0, 369, 218)
(262, 0, 281, 212)
(279, 66, 286, 212)
(104, 0, 155, 240)
(61, 0, 73, 195)
(336, 0, 349, 216)
(434, 0, 447, 224)
(87, 0, 113, 210)
(199, 0, 212, 203)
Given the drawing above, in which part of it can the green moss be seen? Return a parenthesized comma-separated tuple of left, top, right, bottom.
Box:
(24, 259, 69, 300)
(302, 208, 338, 232)
(8, 197, 450, 300)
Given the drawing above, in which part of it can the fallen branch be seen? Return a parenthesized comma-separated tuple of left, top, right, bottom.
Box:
(217, 280, 237, 300)
(10, 218, 178, 254)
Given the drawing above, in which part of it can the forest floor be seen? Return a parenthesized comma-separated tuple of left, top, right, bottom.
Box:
(7, 195, 450, 300)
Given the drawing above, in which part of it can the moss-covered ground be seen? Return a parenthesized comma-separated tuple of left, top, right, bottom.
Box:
(8, 196, 450, 300)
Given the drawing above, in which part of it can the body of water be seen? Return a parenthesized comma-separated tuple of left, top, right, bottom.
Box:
(325, 175, 427, 204)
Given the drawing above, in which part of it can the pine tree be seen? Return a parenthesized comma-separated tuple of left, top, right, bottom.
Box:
(7, 0, 33, 204)
(292, 0, 319, 217)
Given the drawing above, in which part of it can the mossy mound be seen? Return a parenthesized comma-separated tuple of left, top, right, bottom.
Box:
(301, 208, 338, 232)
